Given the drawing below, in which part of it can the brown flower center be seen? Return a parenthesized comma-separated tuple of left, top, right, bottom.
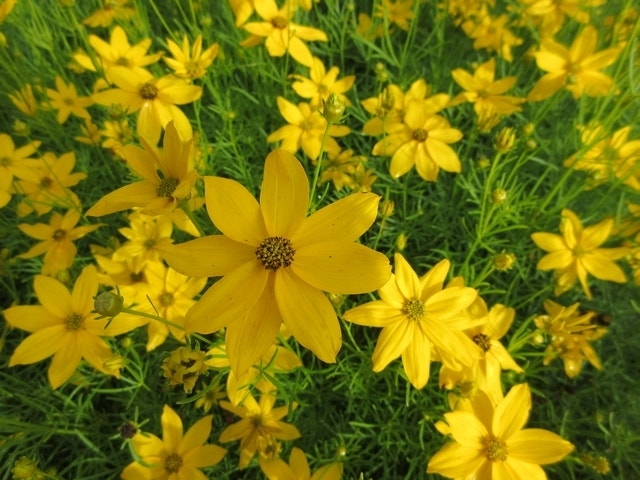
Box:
(156, 177, 180, 198)
(485, 438, 508, 462)
(271, 16, 288, 29)
(473, 333, 492, 352)
(404, 298, 425, 321)
(255, 237, 295, 270)
(412, 128, 429, 142)
(139, 82, 158, 100)
(53, 229, 67, 241)
(115, 57, 131, 67)
(164, 453, 183, 473)
(65, 313, 84, 331)
(159, 292, 174, 307)
(0, 157, 10, 166)
(40, 177, 53, 188)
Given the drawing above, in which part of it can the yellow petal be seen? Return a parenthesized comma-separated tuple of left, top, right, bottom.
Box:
(531, 232, 565, 252)
(401, 331, 432, 389)
(371, 321, 413, 371)
(427, 442, 487, 477)
(494, 459, 547, 480)
(290, 447, 311, 478)
(445, 410, 488, 448)
(580, 255, 627, 283)
(3, 305, 59, 332)
(184, 444, 227, 469)
(527, 73, 565, 102)
(34, 275, 72, 318)
(537, 251, 573, 271)
(508, 428, 574, 464)
(48, 336, 82, 389)
(260, 149, 309, 237)
(86, 182, 158, 217)
(161, 404, 184, 452)
(9, 326, 67, 365)
(260, 457, 296, 480)
(292, 241, 390, 294)
(393, 253, 422, 299)
(275, 269, 341, 363)
(493, 383, 531, 439)
(179, 415, 212, 453)
(342, 300, 406, 328)
(71, 265, 98, 315)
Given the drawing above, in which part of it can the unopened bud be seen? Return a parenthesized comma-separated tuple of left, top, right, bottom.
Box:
(492, 188, 508, 204)
(380, 199, 395, 218)
(322, 93, 346, 123)
(495, 127, 516, 153)
(94, 291, 125, 317)
(493, 251, 516, 271)
(396, 233, 407, 251)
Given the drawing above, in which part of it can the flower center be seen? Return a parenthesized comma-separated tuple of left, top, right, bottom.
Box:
(63, 97, 75, 106)
(65, 313, 84, 331)
(0, 157, 10, 166)
(164, 453, 183, 473)
(485, 438, 508, 462)
(404, 298, 425, 321)
(130, 271, 145, 282)
(144, 239, 156, 250)
(53, 229, 67, 241)
(139, 82, 158, 100)
(40, 177, 53, 188)
(255, 237, 295, 270)
(159, 292, 174, 307)
(115, 56, 131, 67)
(156, 177, 180, 198)
(412, 128, 429, 142)
(271, 16, 288, 29)
(473, 333, 492, 352)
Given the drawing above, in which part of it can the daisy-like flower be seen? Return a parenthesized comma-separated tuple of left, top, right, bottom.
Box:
(242, 0, 328, 67)
(46, 76, 92, 124)
(18, 209, 101, 276)
(219, 393, 301, 469)
(372, 99, 463, 181)
(260, 447, 343, 480)
(289, 56, 355, 108)
(267, 97, 350, 161)
(164, 34, 220, 80)
(375, 0, 415, 30)
(87, 121, 198, 217)
(4, 265, 140, 389)
(83, 0, 135, 28)
(121, 404, 227, 480)
(427, 383, 574, 478)
(461, 12, 523, 62)
(8, 84, 38, 116)
(160, 149, 390, 374)
(73, 26, 161, 78)
(531, 209, 629, 299)
(112, 212, 175, 265)
(75, 118, 102, 145)
(528, 26, 620, 101)
(92, 68, 202, 145)
(229, 0, 255, 26)
(343, 254, 481, 389)
(0, 133, 40, 182)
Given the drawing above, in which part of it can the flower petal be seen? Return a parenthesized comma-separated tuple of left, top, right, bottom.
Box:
(401, 331, 432, 389)
(493, 383, 531, 439)
(427, 442, 487, 478)
(508, 428, 574, 464)
(48, 336, 82, 389)
(161, 405, 184, 452)
(183, 444, 227, 468)
(34, 275, 72, 318)
(9, 326, 67, 366)
(179, 415, 212, 454)
(371, 321, 413, 372)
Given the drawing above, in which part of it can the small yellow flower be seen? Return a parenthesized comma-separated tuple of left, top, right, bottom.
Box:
(161, 346, 208, 393)
(0, 133, 41, 181)
(531, 209, 629, 299)
(121, 405, 226, 479)
(75, 118, 101, 145)
(46, 76, 92, 124)
(112, 212, 175, 265)
(164, 34, 220, 80)
(375, 0, 415, 31)
(8, 84, 38, 116)
(289, 56, 355, 108)
(83, 0, 135, 28)
(260, 447, 344, 480)
(462, 12, 523, 62)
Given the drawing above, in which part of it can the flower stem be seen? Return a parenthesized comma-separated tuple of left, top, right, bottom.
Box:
(308, 119, 332, 213)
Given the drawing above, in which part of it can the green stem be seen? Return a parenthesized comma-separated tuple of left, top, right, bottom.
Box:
(308, 120, 332, 213)
(120, 307, 211, 345)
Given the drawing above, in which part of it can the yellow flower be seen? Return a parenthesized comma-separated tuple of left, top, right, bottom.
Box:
(528, 26, 620, 101)
(450, 57, 525, 119)
(73, 25, 161, 78)
(92, 68, 201, 145)
(428, 383, 574, 478)
(267, 97, 351, 161)
(18, 209, 101, 276)
(4, 265, 139, 389)
(242, 0, 328, 67)
(290, 56, 355, 108)
(162, 346, 209, 393)
(260, 447, 343, 480)
(8, 84, 38, 116)
(121, 404, 226, 479)
(219, 393, 301, 469)
(343, 254, 481, 389)
(75, 118, 101, 145)
(375, 0, 415, 30)
(46, 76, 92, 124)
(164, 34, 220, 80)
(101, 118, 134, 152)
(319, 148, 368, 191)
(372, 99, 463, 181)
(112, 212, 175, 265)
(0, 133, 40, 181)
(87, 121, 198, 216)
(160, 149, 390, 374)
(462, 12, 523, 62)
(531, 209, 629, 299)
(229, 0, 255, 26)
(83, 0, 135, 28)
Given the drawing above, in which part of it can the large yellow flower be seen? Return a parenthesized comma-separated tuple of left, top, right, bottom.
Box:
(121, 404, 226, 480)
(427, 383, 574, 478)
(87, 121, 198, 217)
(343, 254, 481, 389)
(531, 209, 629, 299)
(4, 265, 140, 389)
(160, 149, 390, 374)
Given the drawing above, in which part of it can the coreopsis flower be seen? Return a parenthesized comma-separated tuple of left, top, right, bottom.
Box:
(14, 151, 85, 217)
(164, 34, 220, 80)
(290, 57, 355, 108)
(18, 210, 100, 276)
(121, 404, 227, 479)
(516, 0, 603, 36)
(73, 26, 161, 78)
(75, 119, 101, 145)
(101, 118, 134, 151)
(0, 0, 16, 45)
(195, 379, 226, 413)
(319, 148, 368, 191)
(206, 342, 302, 405)
(83, 0, 135, 28)
(242, 0, 328, 67)
(427, 383, 574, 478)
(531, 209, 629, 299)
(0, 133, 40, 182)
(450, 57, 525, 122)
(46, 76, 92, 124)
(357, 12, 385, 40)
(160, 150, 391, 374)
(343, 254, 481, 389)
(112, 212, 174, 265)
(461, 12, 523, 62)
(219, 393, 301, 469)
(528, 26, 620, 101)
(229, 0, 255, 26)
(137, 261, 207, 351)
(4, 265, 140, 389)
(267, 97, 350, 161)
(565, 124, 640, 190)
(162, 346, 209, 393)
(92, 68, 201, 145)
(375, 0, 415, 30)
(87, 121, 198, 217)
(260, 447, 343, 480)
(372, 99, 463, 181)
(94, 254, 150, 305)
(8, 84, 38, 116)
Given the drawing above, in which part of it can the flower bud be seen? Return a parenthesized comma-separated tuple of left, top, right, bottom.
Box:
(322, 93, 346, 123)
(94, 291, 125, 317)
(396, 233, 407, 251)
(380, 199, 395, 218)
(492, 188, 508, 204)
(495, 127, 516, 153)
(493, 251, 516, 271)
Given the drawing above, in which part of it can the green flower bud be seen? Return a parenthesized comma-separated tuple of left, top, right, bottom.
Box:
(94, 291, 125, 317)
(322, 93, 346, 123)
